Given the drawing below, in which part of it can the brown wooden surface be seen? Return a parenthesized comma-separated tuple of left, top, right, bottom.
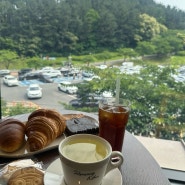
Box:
(0, 110, 171, 185)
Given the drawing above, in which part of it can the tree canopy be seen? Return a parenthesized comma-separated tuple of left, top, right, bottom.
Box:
(1, 0, 185, 57)
(74, 64, 185, 141)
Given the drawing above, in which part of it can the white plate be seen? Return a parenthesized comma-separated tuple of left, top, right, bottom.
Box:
(0, 134, 65, 158)
(0, 113, 98, 158)
(44, 158, 122, 185)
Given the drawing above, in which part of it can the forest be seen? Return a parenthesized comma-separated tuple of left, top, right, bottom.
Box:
(1, 0, 185, 57)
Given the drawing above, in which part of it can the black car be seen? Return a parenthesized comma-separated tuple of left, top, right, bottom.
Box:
(19, 72, 40, 81)
(69, 98, 99, 107)
(18, 68, 32, 75)
(18, 68, 32, 80)
(39, 74, 54, 83)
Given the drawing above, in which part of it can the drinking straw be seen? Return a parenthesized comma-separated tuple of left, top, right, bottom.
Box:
(115, 78, 120, 104)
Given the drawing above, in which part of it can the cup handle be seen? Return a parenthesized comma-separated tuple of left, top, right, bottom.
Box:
(104, 151, 124, 175)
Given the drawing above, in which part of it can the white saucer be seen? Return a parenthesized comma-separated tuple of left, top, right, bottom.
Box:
(44, 158, 122, 185)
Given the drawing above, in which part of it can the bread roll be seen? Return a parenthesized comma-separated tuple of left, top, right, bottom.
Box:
(0, 119, 25, 153)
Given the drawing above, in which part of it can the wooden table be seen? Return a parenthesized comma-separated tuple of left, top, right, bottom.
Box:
(0, 110, 171, 185)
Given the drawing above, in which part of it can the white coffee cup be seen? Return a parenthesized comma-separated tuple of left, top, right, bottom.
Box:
(58, 134, 123, 185)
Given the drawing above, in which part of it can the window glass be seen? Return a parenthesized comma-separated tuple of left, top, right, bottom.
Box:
(0, 1, 185, 182)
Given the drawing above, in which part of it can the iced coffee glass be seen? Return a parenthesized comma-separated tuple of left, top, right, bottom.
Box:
(99, 98, 130, 152)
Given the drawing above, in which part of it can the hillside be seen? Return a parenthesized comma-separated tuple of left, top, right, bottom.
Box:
(0, 0, 185, 56)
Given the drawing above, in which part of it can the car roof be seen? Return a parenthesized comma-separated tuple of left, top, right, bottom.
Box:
(60, 81, 72, 85)
(4, 75, 16, 78)
(29, 84, 40, 87)
(0, 69, 10, 72)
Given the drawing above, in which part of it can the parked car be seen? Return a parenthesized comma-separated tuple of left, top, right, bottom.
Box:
(96, 64, 108, 69)
(3, 75, 19, 86)
(63, 68, 80, 77)
(18, 68, 32, 78)
(26, 84, 42, 99)
(42, 70, 61, 78)
(19, 72, 40, 81)
(82, 71, 94, 78)
(40, 66, 54, 73)
(0, 69, 10, 77)
(58, 81, 78, 94)
(83, 75, 100, 81)
(39, 74, 54, 83)
(69, 97, 99, 107)
(58, 67, 70, 74)
(102, 91, 113, 98)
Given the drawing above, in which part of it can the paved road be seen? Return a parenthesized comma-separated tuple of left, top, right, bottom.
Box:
(1, 81, 77, 111)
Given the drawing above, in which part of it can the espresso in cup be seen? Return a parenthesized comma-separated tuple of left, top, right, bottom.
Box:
(59, 134, 123, 185)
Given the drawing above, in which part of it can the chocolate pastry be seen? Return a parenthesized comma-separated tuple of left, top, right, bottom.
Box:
(65, 116, 99, 136)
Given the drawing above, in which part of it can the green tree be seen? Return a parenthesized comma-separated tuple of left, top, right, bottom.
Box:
(117, 48, 138, 61)
(161, 30, 184, 53)
(136, 41, 156, 56)
(26, 56, 43, 69)
(81, 9, 100, 50)
(1, 0, 185, 57)
(75, 64, 185, 140)
(0, 50, 18, 69)
(0, 37, 16, 51)
(135, 13, 167, 42)
(151, 36, 172, 56)
(95, 10, 117, 49)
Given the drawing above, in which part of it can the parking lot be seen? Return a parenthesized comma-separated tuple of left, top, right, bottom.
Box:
(18, 75, 83, 86)
(1, 63, 185, 114)
(1, 79, 77, 111)
(0, 66, 99, 113)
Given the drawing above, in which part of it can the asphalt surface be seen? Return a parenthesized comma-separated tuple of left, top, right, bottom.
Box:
(1, 80, 77, 111)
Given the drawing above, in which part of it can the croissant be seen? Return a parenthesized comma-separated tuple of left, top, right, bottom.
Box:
(26, 109, 66, 152)
(0, 119, 25, 153)
(28, 108, 66, 136)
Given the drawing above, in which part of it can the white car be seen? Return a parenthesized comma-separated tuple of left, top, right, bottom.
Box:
(102, 91, 113, 98)
(27, 84, 42, 99)
(3, 75, 19, 86)
(96, 65, 108, 69)
(40, 66, 54, 72)
(0, 69, 10, 77)
(58, 81, 78, 94)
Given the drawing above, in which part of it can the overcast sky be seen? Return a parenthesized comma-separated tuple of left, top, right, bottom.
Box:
(154, 0, 185, 11)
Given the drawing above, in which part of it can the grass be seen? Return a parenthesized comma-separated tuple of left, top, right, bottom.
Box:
(1, 52, 185, 70)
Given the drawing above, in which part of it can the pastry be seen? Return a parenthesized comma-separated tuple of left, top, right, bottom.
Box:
(28, 108, 66, 136)
(7, 166, 44, 185)
(26, 109, 66, 152)
(65, 116, 99, 136)
(1, 159, 36, 182)
(0, 119, 25, 153)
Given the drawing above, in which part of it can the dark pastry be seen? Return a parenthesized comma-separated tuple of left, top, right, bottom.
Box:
(65, 116, 99, 136)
